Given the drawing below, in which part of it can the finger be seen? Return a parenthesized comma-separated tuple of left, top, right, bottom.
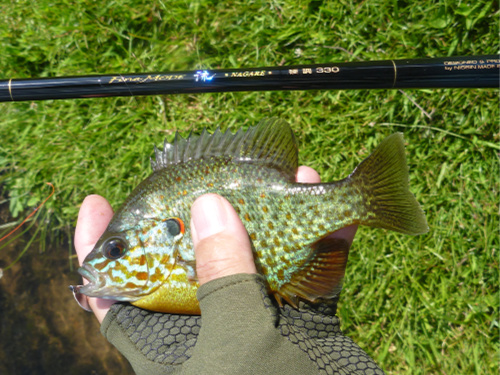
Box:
(75, 195, 113, 263)
(74, 195, 117, 323)
(297, 165, 321, 183)
(191, 194, 256, 286)
(297, 165, 358, 246)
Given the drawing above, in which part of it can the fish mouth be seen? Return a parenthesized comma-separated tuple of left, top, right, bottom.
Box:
(68, 264, 105, 310)
(73, 264, 107, 297)
(70, 263, 143, 302)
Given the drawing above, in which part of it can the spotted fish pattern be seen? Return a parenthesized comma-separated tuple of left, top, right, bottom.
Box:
(77, 118, 428, 314)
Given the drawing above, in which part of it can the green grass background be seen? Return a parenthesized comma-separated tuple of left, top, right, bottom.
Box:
(0, 0, 498, 373)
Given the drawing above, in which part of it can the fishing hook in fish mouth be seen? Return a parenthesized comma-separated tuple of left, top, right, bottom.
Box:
(69, 285, 92, 312)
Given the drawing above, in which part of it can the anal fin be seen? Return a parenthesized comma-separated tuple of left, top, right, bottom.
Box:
(276, 237, 350, 304)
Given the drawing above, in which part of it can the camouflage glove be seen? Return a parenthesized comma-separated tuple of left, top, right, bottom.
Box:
(101, 273, 384, 375)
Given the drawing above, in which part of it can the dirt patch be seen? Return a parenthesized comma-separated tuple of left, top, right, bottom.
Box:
(0, 204, 133, 374)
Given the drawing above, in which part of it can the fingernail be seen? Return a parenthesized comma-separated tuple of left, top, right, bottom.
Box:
(191, 195, 228, 244)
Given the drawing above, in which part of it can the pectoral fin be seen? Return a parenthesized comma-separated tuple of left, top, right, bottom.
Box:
(276, 237, 350, 306)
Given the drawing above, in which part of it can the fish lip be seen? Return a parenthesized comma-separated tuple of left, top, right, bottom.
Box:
(78, 263, 99, 284)
(77, 264, 105, 296)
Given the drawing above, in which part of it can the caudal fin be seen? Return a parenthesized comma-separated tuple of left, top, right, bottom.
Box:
(351, 133, 429, 235)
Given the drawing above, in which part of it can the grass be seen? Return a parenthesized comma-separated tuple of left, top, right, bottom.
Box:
(0, 0, 498, 373)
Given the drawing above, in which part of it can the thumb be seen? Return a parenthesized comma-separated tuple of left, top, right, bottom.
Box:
(191, 194, 257, 286)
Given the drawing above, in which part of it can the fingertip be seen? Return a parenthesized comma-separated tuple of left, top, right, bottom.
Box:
(191, 194, 229, 246)
(80, 195, 113, 219)
(191, 194, 250, 246)
(191, 194, 256, 285)
(297, 166, 321, 183)
(75, 195, 113, 264)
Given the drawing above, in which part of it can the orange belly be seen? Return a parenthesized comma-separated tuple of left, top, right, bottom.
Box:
(131, 265, 201, 315)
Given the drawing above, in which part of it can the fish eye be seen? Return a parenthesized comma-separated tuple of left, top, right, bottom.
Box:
(103, 238, 128, 260)
(165, 217, 185, 237)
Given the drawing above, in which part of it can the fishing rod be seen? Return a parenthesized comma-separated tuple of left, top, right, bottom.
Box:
(0, 55, 498, 102)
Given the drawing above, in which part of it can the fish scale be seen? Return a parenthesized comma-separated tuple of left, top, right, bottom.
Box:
(139, 158, 328, 290)
(73, 118, 428, 314)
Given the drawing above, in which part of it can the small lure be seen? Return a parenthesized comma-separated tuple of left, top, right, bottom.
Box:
(71, 119, 428, 314)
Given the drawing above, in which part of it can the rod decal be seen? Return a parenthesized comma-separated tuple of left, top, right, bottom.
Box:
(108, 74, 186, 84)
(194, 70, 215, 82)
(443, 58, 500, 72)
(226, 70, 267, 78)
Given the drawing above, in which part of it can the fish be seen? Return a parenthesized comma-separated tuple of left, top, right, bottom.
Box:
(71, 118, 428, 314)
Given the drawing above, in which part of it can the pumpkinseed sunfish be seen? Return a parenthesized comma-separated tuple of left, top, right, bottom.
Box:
(71, 118, 428, 314)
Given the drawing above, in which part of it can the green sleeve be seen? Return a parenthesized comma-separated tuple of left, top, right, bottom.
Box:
(180, 273, 318, 375)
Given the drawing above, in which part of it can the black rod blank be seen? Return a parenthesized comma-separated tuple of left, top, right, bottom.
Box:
(0, 55, 498, 102)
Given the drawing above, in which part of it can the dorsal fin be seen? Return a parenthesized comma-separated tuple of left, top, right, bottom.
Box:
(150, 118, 298, 179)
(276, 237, 350, 305)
